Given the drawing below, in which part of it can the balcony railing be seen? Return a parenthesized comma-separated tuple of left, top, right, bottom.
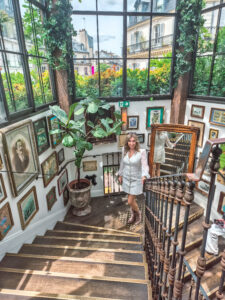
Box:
(127, 34, 173, 55)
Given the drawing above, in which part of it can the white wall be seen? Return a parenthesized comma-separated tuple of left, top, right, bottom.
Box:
(185, 99, 225, 220)
(0, 111, 70, 261)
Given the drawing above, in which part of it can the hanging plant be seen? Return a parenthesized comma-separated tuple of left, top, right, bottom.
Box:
(173, 0, 204, 85)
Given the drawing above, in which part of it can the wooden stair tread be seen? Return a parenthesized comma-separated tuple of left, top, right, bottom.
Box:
(0, 268, 149, 300)
(19, 244, 145, 262)
(0, 254, 147, 280)
(200, 262, 222, 294)
(33, 236, 143, 251)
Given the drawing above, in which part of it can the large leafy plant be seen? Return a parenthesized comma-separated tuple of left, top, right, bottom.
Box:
(50, 98, 122, 188)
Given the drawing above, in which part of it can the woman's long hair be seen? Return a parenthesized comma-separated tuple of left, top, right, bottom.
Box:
(124, 133, 140, 155)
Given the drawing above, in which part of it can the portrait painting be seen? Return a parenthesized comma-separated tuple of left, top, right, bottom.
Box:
(188, 120, 205, 147)
(137, 134, 145, 144)
(33, 117, 50, 155)
(146, 107, 164, 129)
(47, 115, 62, 148)
(191, 105, 205, 119)
(0, 202, 14, 241)
(209, 108, 225, 127)
(208, 128, 219, 140)
(57, 169, 68, 196)
(0, 174, 7, 204)
(218, 192, 225, 215)
(127, 116, 139, 130)
(119, 134, 127, 147)
(46, 186, 57, 211)
(57, 148, 65, 166)
(1, 120, 40, 197)
(41, 151, 58, 187)
(0, 154, 3, 170)
(83, 160, 97, 172)
(17, 186, 39, 230)
(63, 187, 69, 206)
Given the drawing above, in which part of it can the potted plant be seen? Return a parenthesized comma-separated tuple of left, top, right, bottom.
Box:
(49, 97, 122, 216)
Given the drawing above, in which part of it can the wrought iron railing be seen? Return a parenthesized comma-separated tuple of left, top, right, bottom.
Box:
(145, 138, 225, 299)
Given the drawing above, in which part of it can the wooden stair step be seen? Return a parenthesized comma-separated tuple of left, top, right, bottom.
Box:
(0, 268, 149, 300)
(33, 236, 143, 251)
(0, 253, 147, 280)
(45, 229, 141, 242)
(54, 222, 139, 236)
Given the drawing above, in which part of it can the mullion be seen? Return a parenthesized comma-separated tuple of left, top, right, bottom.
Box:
(123, 0, 127, 100)
(147, 0, 154, 95)
(96, 0, 101, 97)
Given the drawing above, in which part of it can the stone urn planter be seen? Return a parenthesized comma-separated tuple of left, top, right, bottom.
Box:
(67, 178, 91, 216)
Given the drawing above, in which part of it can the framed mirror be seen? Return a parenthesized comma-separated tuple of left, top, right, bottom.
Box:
(149, 124, 200, 177)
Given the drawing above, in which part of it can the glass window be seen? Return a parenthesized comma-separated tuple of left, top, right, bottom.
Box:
(192, 56, 212, 95)
(127, 59, 148, 96)
(153, 0, 176, 13)
(210, 55, 225, 97)
(216, 7, 225, 53)
(72, 0, 96, 11)
(149, 57, 171, 94)
(128, 0, 151, 12)
(98, 0, 123, 11)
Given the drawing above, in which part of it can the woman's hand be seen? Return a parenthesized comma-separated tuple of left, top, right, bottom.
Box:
(118, 176, 123, 185)
(142, 176, 146, 184)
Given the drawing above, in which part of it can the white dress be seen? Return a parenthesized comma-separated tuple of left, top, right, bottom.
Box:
(118, 148, 150, 195)
(154, 132, 173, 164)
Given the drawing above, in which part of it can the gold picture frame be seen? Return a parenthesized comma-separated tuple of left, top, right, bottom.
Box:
(41, 152, 58, 187)
(0, 174, 7, 204)
(188, 120, 205, 147)
(0, 202, 14, 241)
(209, 108, 225, 127)
(83, 160, 97, 172)
(46, 186, 57, 211)
(119, 134, 127, 147)
(208, 128, 219, 140)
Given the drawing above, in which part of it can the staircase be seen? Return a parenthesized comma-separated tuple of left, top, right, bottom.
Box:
(0, 222, 151, 300)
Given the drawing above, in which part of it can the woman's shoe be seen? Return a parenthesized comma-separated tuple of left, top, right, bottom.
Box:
(127, 209, 136, 224)
(134, 210, 142, 225)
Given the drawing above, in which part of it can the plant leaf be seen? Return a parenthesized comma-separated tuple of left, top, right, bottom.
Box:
(87, 120, 95, 128)
(49, 105, 68, 124)
(49, 129, 64, 135)
(92, 127, 107, 138)
(87, 102, 99, 113)
(68, 102, 79, 123)
(74, 107, 85, 115)
(62, 134, 74, 147)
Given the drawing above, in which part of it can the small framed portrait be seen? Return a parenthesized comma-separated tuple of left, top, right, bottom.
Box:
(137, 134, 145, 144)
(47, 115, 62, 148)
(17, 186, 39, 230)
(119, 134, 127, 147)
(196, 179, 210, 197)
(191, 105, 205, 119)
(127, 116, 139, 130)
(0, 154, 3, 170)
(33, 117, 50, 155)
(57, 148, 65, 166)
(46, 186, 57, 211)
(0, 120, 40, 197)
(209, 108, 225, 127)
(188, 120, 205, 147)
(146, 107, 164, 129)
(147, 133, 151, 147)
(0, 202, 14, 241)
(208, 128, 219, 140)
(41, 151, 58, 187)
(83, 160, 97, 172)
(0, 174, 7, 204)
(63, 187, 70, 206)
(218, 192, 225, 215)
(57, 169, 68, 196)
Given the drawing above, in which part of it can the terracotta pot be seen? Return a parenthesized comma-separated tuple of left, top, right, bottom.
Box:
(67, 178, 91, 216)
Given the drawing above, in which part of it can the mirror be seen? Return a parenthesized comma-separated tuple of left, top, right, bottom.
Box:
(149, 124, 200, 177)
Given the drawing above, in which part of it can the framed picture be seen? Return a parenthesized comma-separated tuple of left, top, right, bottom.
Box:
(137, 134, 145, 144)
(0, 174, 7, 204)
(33, 117, 50, 155)
(0, 202, 14, 240)
(127, 116, 139, 130)
(121, 107, 127, 131)
(46, 186, 57, 211)
(119, 134, 127, 147)
(191, 105, 205, 119)
(147, 133, 151, 147)
(83, 160, 97, 172)
(41, 151, 58, 187)
(209, 108, 225, 127)
(146, 107, 164, 129)
(0, 154, 3, 170)
(63, 187, 70, 206)
(57, 148, 65, 166)
(188, 120, 205, 147)
(208, 128, 219, 140)
(17, 186, 39, 230)
(196, 179, 210, 197)
(47, 115, 62, 148)
(217, 144, 225, 186)
(218, 192, 225, 215)
(57, 169, 68, 196)
(1, 120, 40, 197)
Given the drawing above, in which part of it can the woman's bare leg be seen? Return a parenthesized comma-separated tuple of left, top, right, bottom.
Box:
(156, 163, 161, 177)
(128, 194, 139, 212)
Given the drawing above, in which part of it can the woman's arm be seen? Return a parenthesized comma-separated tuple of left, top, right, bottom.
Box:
(141, 149, 150, 181)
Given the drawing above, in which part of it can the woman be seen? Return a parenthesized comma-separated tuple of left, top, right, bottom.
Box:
(118, 133, 150, 225)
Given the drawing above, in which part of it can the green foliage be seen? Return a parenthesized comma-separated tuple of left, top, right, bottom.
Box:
(49, 98, 123, 184)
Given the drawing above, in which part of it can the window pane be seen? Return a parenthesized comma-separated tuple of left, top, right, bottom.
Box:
(74, 60, 99, 98)
(72, 0, 96, 11)
(0, 0, 20, 52)
(127, 59, 148, 96)
(149, 57, 171, 94)
(127, 0, 150, 12)
(99, 60, 123, 97)
(0, 52, 28, 113)
(217, 7, 225, 53)
(98, 0, 123, 11)
(203, 0, 220, 9)
(198, 10, 219, 54)
(99, 16, 123, 58)
(127, 16, 150, 58)
(72, 15, 96, 59)
(210, 55, 225, 97)
(153, 0, 176, 13)
(192, 56, 212, 95)
(151, 16, 174, 54)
